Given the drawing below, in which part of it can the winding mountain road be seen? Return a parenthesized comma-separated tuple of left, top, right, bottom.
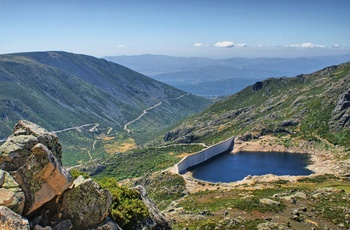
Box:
(52, 123, 97, 134)
(123, 93, 190, 133)
(124, 101, 162, 133)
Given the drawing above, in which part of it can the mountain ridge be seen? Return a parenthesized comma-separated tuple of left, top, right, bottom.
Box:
(0, 51, 211, 165)
(105, 54, 350, 97)
(162, 61, 350, 150)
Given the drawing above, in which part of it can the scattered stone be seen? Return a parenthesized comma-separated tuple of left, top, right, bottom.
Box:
(290, 197, 296, 204)
(33, 225, 52, 230)
(97, 218, 122, 230)
(0, 206, 30, 230)
(280, 120, 299, 127)
(259, 198, 280, 206)
(199, 210, 213, 216)
(257, 220, 292, 230)
(52, 219, 73, 230)
(291, 207, 307, 222)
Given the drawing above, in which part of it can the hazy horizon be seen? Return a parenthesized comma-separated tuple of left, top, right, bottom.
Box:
(1, 0, 350, 59)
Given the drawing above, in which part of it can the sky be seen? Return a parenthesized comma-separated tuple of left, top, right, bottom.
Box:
(1, 0, 350, 59)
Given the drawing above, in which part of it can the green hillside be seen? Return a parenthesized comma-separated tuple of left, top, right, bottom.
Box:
(84, 62, 350, 230)
(0, 51, 210, 165)
(163, 62, 350, 148)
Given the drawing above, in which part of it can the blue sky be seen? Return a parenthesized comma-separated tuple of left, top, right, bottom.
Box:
(1, 0, 350, 58)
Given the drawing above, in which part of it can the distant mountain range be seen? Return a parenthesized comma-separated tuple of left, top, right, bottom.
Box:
(105, 54, 350, 97)
(163, 61, 350, 149)
(0, 51, 210, 165)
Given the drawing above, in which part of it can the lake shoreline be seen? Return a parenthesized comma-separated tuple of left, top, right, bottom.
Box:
(173, 135, 350, 193)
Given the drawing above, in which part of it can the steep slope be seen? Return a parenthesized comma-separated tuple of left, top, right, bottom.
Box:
(0, 51, 210, 165)
(163, 62, 350, 148)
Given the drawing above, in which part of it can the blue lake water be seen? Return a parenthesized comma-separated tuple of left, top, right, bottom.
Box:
(191, 151, 313, 183)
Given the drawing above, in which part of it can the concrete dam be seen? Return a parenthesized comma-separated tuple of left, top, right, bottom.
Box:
(175, 136, 235, 174)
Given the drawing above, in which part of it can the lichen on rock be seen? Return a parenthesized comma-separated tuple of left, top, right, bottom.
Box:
(0, 120, 63, 171)
(60, 176, 112, 230)
(0, 206, 30, 230)
(14, 143, 72, 216)
(0, 169, 25, 215)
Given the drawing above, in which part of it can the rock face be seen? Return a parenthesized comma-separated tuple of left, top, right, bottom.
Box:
(330, 89, 350, 131)
(134, 185, 172, 230)
(163, 126, 196, 143)
(0, 120, 115, 229)
(14, 143, 73, 215)
(252, 81, 263, 91)
(0, 120, 62, 171)
(60, 176, 112, 230)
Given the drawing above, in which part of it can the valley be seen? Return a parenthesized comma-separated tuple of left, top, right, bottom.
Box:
(1, 1, 350, 229)
(1, 52, 350, 230)
(0, 51, 211, 166)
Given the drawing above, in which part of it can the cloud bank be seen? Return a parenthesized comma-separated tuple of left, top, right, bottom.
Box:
(287, 42, 326, 48)
(193, 43, 203, 47)
(215, 41, 235, 48)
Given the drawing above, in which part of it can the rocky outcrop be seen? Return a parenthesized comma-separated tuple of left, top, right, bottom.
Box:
(0, 120, 62, 171)
(0, 120, 114, 229)
(163, 126, 196, 143)
(0, 120, 168, 230)
(134, 185, 171, 230)
(330, 89, 350, 131)
(60, 176, 112, 230)
(252, 81, 263, 91)
(14, 143, 73, 215)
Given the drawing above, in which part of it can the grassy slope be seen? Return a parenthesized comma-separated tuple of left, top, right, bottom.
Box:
(0, 51, 211, 166)
(164, 62, 350, 147)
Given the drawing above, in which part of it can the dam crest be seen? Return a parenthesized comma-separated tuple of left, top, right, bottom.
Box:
(175, 136, 235, 174)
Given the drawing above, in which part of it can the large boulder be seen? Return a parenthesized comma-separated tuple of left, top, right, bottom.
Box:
(14, 143, 72, 216)
(0, 206, 30, 230)
(60, 176, 112, 230)
(0, 120, 62, 171)
(0, 169, 25, 215)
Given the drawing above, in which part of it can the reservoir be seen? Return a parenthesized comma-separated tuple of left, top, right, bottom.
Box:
(191, 151, 313, 183)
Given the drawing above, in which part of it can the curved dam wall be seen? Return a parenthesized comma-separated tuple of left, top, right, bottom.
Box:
(175, 136, 235, 174)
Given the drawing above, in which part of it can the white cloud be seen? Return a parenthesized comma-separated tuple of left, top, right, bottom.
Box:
(116, 45, 125, 48)
(193, 43, 203, 47)
(287, 42, 326, 48)
(215, 41, 235, 48)
(332, 44, 341, 48)
(236, 43, 247, 47)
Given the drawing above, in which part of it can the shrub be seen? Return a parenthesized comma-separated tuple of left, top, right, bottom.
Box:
(69, 168, 90, 179)
(98, 177, 149, 230)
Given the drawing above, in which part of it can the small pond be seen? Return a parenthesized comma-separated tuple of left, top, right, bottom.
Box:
(191, 151, 313, 183)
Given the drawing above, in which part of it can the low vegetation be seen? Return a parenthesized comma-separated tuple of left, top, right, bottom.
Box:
(93, 144, 205, 181)
(132, 171, 187, 210)
(170, 176, 350, 230)
(97, 177, 150, 230)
